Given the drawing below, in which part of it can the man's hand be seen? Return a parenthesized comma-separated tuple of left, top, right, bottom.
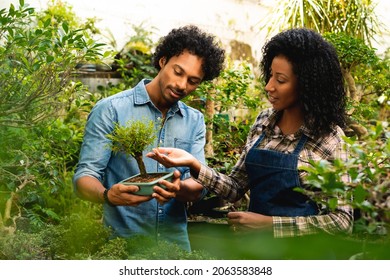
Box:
(107, 183, 152, 206)
(152, 169, 181, 204)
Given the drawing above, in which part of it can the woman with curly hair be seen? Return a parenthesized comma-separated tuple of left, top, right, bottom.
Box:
(148, 28, 353, 237)
(73, 25, 225, 251)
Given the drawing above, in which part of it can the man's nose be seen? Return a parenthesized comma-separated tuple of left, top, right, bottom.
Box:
(175, 77, 187, 90)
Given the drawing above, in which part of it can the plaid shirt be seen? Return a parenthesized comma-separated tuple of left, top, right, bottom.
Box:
(196, 108, 353, 237)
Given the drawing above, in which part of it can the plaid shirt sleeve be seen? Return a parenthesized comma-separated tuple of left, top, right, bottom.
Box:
(196, 134, 252, 202)
(196, 110, 270, 202)
(273, 208, 353, 237)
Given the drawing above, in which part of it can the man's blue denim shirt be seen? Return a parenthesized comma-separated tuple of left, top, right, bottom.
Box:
(73, 79, 206, 251)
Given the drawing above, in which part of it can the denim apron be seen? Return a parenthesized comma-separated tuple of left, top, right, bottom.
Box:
(245, 132, 318, 216)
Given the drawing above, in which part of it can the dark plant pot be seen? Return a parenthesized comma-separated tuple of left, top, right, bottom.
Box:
(188, 195, 228, 218)
(119, 172, 174, 196)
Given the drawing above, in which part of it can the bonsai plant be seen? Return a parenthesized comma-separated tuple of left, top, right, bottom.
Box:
(106, 119, 173, 195)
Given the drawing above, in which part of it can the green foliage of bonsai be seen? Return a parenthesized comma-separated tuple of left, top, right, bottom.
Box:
(106, 119, 157, 176)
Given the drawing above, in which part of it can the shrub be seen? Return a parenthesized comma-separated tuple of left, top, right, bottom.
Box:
(301, 122, 389, 238)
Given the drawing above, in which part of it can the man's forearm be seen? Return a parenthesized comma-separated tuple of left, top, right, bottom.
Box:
(75, 176, 105, 204)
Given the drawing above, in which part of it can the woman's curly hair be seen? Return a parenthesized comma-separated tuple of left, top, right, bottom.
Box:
(260, 28, 347, 137)
(152, 25, 225, 81)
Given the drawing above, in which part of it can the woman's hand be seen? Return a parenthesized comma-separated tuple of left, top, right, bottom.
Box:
(227, 211, 273, 232)
(146, 147, 198, 169)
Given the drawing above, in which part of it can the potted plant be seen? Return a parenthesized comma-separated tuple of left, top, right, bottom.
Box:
(106, 119, 173, 195)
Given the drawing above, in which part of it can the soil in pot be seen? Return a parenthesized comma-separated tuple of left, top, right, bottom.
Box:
(119, 172, 174, 196)
(124, 173, 168, 183)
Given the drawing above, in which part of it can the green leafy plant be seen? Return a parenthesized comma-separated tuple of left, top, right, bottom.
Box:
(349, 48, 390, 126)
(0, 0, 106, 128)
(106, 119, 157, 176)
(112, 23, 158, 88)
(262, 0, 383, 46)
(0, 0, 105, 235)
(322, 32, 380, 138)
(300, 122, 389, 238)
(324, 33, 378, 104)
(0, 210, 215, 260)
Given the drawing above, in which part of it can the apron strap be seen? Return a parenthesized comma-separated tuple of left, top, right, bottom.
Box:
(292, 134, 307, 155)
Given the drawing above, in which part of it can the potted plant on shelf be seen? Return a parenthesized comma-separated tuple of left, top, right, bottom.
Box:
(106, 119, 173, 196)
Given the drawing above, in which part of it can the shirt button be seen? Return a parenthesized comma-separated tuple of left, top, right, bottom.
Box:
(159, 164, 163, 168)
(158, 209, 163, 214)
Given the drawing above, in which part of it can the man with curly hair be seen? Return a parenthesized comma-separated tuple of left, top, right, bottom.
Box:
(73, 25, 225, 251)
(148, 28, 353, 238)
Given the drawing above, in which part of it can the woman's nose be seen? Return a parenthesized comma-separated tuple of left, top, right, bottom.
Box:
(265, 80, 274, 92)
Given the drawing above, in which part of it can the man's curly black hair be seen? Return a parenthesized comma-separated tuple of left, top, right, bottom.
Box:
(260, 28, 347, 137)
(152, 25, 225, 81)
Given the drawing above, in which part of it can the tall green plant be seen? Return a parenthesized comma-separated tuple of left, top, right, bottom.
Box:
(322, 32, 390, 140)
(0, 0, 105, 128)
(262, 0, 382, 46)
(323, 33, 378, 121)
(0, 0, 105, 234)
(351, 49, 390, 123)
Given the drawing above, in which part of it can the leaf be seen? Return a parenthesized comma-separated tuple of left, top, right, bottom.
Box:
(43, 18, 51, 28)
(46, 55, 54, 63)
(353, 185, 368, 204)
(9, 4, 15, 15)
(62, 22, 69, 34)
(6, 27, 14, 37)
(328, 197, 338, 210)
